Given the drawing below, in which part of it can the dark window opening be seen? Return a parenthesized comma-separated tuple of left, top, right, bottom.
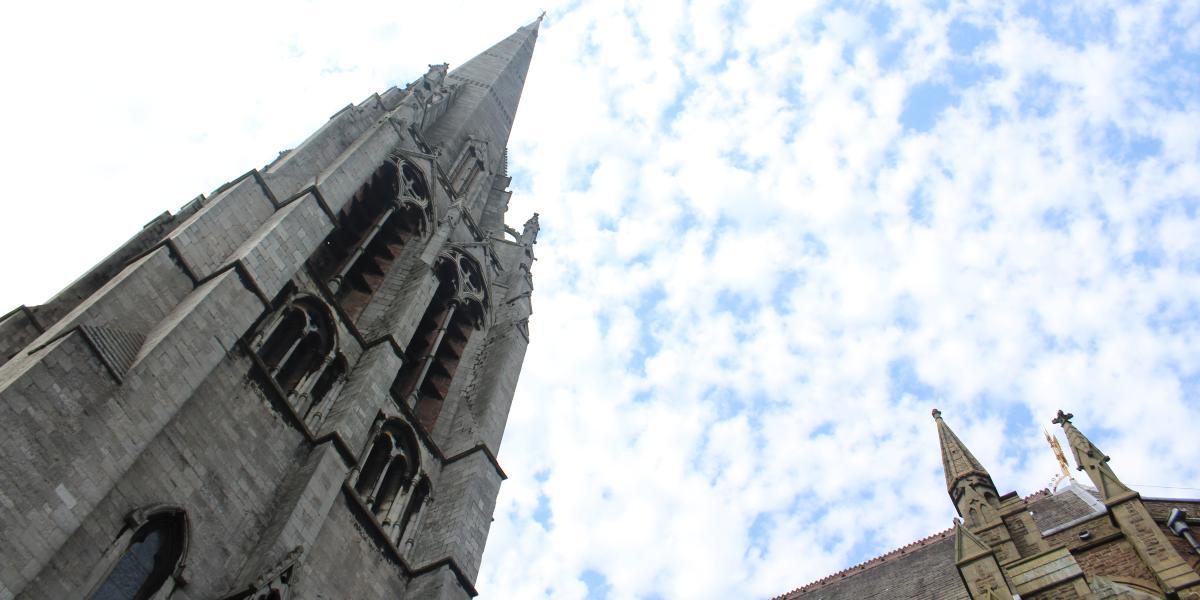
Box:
(304, 356, 346, 426)
(90, 513, 185, 600)
(375, 457, 411, 517)
(392, 251, 487, 433)
(397, 478, 431, 552)
(275, 331, 323, 394)
(255, 299, 334, 399)
(411, 307, 475, 431)
(308, 160, 430, 323)
(355, 434, 394, 502)
(353, 422, 420, 519)
(259, 309, 306, 372)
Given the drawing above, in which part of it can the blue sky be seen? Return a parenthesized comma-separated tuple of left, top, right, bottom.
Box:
(1, 0, 1199, 598)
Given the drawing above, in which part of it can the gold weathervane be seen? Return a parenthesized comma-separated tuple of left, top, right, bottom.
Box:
(1044, 428, 1075, 492)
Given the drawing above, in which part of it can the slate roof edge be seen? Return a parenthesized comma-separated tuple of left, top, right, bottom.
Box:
(771, 527, 955, 599)
(772, 488, 1054, 599)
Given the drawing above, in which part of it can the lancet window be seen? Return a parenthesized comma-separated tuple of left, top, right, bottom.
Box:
(392, 249, 488, 432)
(309, 158, 433, 321)
(352, 420, 431, 550)
(89, 507, 187, 600)
(303, 354, 346, 427)
(253, 296, 345, 428)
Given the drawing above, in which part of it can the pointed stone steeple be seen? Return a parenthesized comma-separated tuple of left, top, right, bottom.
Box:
(933, 409, 994, 491)
(425, 16, 542, 178)
(933, 409, 1002, 526)
(1051, 410, 1132, 500)
(1053, 410, 1200, 595)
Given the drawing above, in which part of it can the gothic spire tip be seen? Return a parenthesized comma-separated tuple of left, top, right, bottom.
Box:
(523, 12, 545, 31)
(1052, 409, 1073, 426)
(931, 408, 942, 420)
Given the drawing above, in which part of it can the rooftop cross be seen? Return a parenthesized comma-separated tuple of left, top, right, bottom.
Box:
(1051, 410, 1073, 425)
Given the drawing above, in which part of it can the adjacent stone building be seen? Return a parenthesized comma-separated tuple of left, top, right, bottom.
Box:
(775, 410, 1200, 599)
(0, 17, 542, 599)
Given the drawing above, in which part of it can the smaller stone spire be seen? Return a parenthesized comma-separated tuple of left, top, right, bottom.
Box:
(933, 409, 993, 492)
(933, 409, 1002, 526)
(1052, 410, 1133, 501)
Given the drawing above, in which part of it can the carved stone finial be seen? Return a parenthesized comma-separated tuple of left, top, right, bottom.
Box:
(426, 63, 449, 85)
(932, 408, 942, 420)
(1052, 410, 1073, 425)
(521, 212, 540, 244)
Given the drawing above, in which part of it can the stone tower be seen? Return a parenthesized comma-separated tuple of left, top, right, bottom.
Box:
(0, 17, 541, 600)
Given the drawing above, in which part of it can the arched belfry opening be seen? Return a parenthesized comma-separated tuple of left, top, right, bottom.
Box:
(252, 295, 345, 427)
(308, 158, 433, 322)
(393, 248, 489, 432)
(351, 419, 432, 551)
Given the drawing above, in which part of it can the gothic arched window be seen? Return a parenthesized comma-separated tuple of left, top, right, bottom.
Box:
(396, 477, 431, 555)
(353, 421, 419, 516)
(302, 354, 346, 428)
(350, 420, 433, 551)
(393, 249, 488, 432)
(253, 297, 340, 419)
(89, 508, 187, 600)
(308, 159, 431, 322)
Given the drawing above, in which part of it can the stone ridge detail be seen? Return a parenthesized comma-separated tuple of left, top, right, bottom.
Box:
(773, 489, 1052, 599)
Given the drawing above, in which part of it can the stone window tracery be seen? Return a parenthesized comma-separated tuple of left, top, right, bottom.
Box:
(309, 158, 432, 321)
(252, 296, 344, 427)
(393, 248, 488, 432)
(351, 420, 432, 552)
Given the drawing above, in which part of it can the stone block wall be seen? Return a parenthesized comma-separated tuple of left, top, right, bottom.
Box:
(296, 494, 410, 599)
(21, 350, 308, 598)
(0, 20, 541, 600)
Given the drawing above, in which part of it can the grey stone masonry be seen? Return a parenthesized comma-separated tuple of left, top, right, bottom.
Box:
(0, 15, 540, 600)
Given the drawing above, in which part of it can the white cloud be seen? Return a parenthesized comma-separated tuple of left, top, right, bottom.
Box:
(2, 1, 1199, 599)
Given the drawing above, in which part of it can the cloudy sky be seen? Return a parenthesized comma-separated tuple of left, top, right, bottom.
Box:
(3, 0, 1199, 598)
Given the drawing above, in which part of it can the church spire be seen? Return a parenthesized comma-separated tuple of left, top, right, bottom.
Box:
(933, 409, 1002, 526)
(424, 17, 541, 177)
(1051, 410, 1133, 501)
(933, 409, 995, 492)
